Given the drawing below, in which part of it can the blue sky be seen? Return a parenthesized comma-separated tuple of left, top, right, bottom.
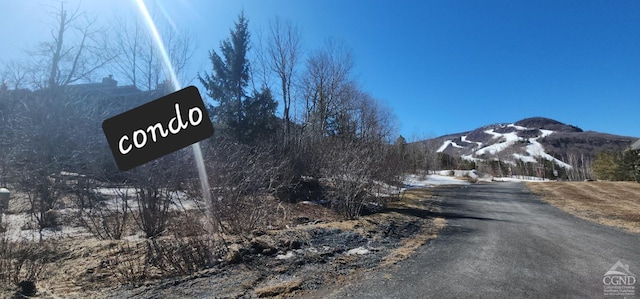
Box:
(2, 1, 639, 139)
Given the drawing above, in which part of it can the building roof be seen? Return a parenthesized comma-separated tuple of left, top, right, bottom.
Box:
(64, 75, 141, 97)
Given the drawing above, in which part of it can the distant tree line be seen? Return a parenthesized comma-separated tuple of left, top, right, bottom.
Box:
(400, 140, 639, 182)
(398, 139, 602, 181)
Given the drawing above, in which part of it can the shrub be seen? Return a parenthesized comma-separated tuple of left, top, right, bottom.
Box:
(106, 236, 219, 286)
(0, 235, 52, 293)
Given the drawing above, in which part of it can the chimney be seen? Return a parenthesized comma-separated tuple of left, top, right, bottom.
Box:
(102, 75, 117, 87)
(157, 79, 172, 93)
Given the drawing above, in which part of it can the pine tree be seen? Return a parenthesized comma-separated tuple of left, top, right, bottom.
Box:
(593, 151, 618, 180)
(592, 151, 635, 181)
(199, 12, 251, 136)
(394, 135, 408, 171)
(239, 87, 278, 143)
(632, 149, 640, 183)
(621, 149, 640, 181)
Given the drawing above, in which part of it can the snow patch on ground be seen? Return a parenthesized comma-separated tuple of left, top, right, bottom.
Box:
(404, 174, 470, 188)
(372, 180, 404, 197)
(346, 247, 370, 255)
(1, 187, 203, 242)
(276, 251, 295, 260)
(462, 154, 483, 162)
(433, 170, 478, 178)
(95, 187, 137, 197)
(3, 213, 92, 242)
(493, 176, 552, 182)
(97, 189, 198, 212)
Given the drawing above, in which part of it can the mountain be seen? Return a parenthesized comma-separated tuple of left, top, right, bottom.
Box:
(422, 117, 638, 170)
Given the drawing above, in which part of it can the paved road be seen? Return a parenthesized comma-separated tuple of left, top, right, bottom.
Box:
(317, 182, 640, 298)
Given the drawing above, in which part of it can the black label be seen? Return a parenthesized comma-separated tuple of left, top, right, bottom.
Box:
(102, 86, 213, 171)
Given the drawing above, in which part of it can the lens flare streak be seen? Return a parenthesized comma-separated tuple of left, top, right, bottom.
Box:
(134, 0, 213, 229)
(135, 0, 180, 91)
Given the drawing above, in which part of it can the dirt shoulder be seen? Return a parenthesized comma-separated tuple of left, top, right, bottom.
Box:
(526, 181, 640, 233)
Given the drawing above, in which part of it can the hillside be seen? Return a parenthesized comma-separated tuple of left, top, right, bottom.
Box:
(422, 117, 637, 172)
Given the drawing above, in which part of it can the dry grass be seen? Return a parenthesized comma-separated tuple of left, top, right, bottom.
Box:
(398, 189, 435, 202)
(526, 181, 640, 233)
(0, 238, 122, 298)
(381, 217, 445, 267)
(380, 189, 445, 266)
(253, 279, 302, 298)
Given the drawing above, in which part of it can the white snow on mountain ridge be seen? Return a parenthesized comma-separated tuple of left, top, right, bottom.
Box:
(507, 124, 528, 130)
(436, 124, 573, 169)
(475, 130, 521, 156)
(436, 140, 453, 152)
(460, 135, 482, 148)
(451, 142, 463, 148)
(484, 129, 504, 139)
(526, 130, 572, 168)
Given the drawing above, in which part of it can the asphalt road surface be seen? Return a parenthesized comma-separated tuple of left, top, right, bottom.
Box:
(316, 182, 640, 299)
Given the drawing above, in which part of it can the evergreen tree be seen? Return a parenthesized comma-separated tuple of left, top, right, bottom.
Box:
(632, 149, 640, 183)
(592, 151, 636, 181)
(592, 151, 619, 180)
(199, 12, 251, 136)
(394, 135, 408, 171)
(239, 87, 278, 143)
(621, 149, 640, 181)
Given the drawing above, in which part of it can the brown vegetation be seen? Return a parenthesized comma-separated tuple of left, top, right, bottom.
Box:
(527, 181, 640, 233)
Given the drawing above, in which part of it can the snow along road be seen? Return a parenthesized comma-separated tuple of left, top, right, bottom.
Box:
(312, 182, 640, 298)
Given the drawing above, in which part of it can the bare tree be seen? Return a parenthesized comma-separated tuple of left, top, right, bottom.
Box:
(28, 2, 115, 89)
(109, 13, 196, 91)
(320, 139, 393, 219)
(75, 180, 130, 240)
(267, 17, 301, 144)
(164, 26, 197, 86)
(566, 153, 594, 181)
(301, 39, 354, 139)
(6, 80, 109, 240)
(204, 140, 290, 236)
(355, 92, 397, 143)
(109, 14, 144, 89)
(128, 158, 182, 239)
(0, 60, 30, 90)
(11, 93, 82, 240)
